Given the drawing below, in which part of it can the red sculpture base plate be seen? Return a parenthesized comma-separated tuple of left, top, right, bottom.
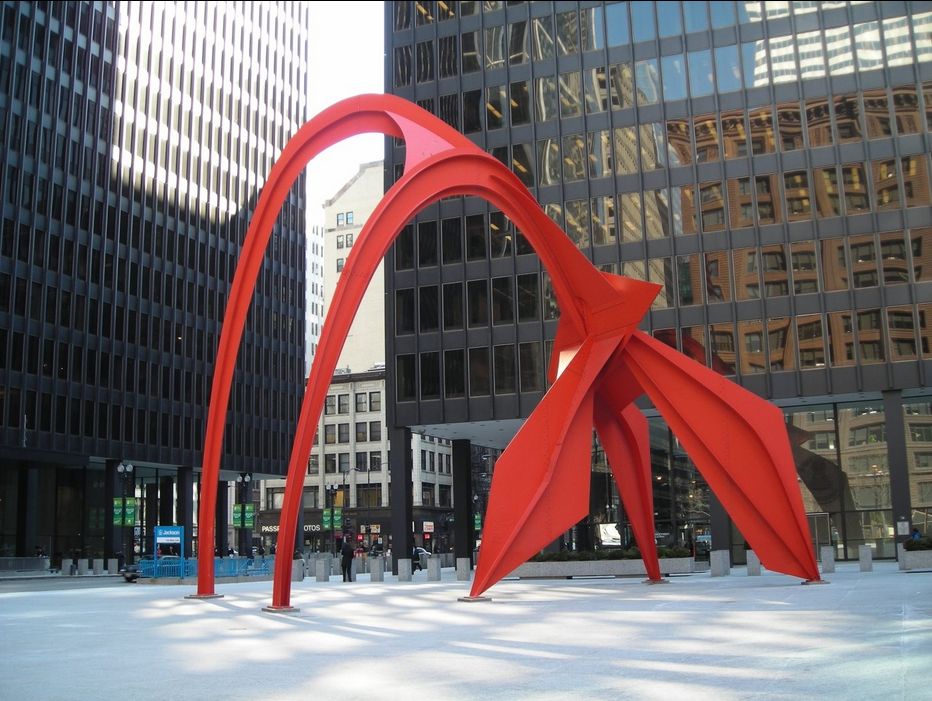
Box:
(185, 593, 224, 600)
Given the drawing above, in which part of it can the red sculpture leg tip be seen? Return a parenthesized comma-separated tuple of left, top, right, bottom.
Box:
(262, 605, 301, 613)
(642, 578, 669, 585)
(802, 578, 829, 585)
(184, 593, 224, 600)
(457, 595, 493, 603)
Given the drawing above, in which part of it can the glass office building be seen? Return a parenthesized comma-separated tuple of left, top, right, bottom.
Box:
(0, 1, 308, 562)
(384, 1, 932, 562)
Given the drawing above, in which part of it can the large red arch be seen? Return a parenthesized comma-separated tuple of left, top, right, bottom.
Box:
(195, 95, 820, 608)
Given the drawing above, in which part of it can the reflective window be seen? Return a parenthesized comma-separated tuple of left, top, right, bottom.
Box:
(610, 62, 635, 109)
(767, 317, 794, 371)
(537, 138, 561, 186)
(806, 99, 832, 148)
(709, 322, 736, 374)
(761, 244, 789, 298)
(648, 257, 674, 309)
(584, 67, 609, 113)
(415, 1, 434, 24)
(824, 25, 854, 76)
(710, 1, 735, 28)
(796, 30, 824, 79)
(397, 355, 417, 401)
(755, 174, 782, 225)
(466, 214, 486, 260)
(913, 12, 932, 64)
(591, 196, 616, 246)
(516, 273, 540, 322)
(768, 35, 797, 84)
(661, 54, 687, 102)
(489, 212, 511, 259)
(872, 159, 900, 211)
(559, 71, 583, 117)
(748, 108, 775, 155)
(777, 102, 804, 151)
(857, 310, 886, 363)
(699, 182, 725, 233)
(658, 1, 682, 38)
(733, 247, 760, 300)
(892, 86, 921, 135)
(444, 350, 465, 398)
(864, 89, 892, 139)
(418, 222, 438, 268)
(462, 31, 481, 73)
(463, 90, 482, 133)
(644, 188, 670, 239)
(821, 239, 849, 292)
(581, 7, 605, 51)
(512, 143, 534, 187)
(396, 289, 416, 335)
(842, 163, 870, 214)
(439, 36, 458, 78)
(635, 59, 660, 106)
(704, 251, 731, 302)
(394, 2, 412, 30)
(903, 155, 932, 208)
(510, 80, 530, 125)
(640, 123, 665, 170)
(827, 312, 854, 366)
(813, 167, 841, 218)
(684, 2, 708, 33)
(485, 26, 505, 69)
(394, 46, 412, 87)
(508, 21, 529, 64)
(519, 342, 543, 392)
(532, 16, 555, 59)
(914, 229, 932, 283)
(534, 76, 558, 122)
(420, 285, 439, 332)
(784, 171, 812, 221)
(737, 1, 760, 25)
(564, 200, 590, 248)
(721, 111, 748, 159)
(469, 347, 490, 396)
(605, 2, 630, 47)
(742, 40, 767, 88)
(631, 1, 656, 43)
(880, 232, 909, 285)
(834, 94, 862, 143)
(556, 10, 579, 56)
(791, 241, 819, 294)
(443, 282, 463, 330)
(673, 185, 699, 236)
(467, 279, 489, 326)
(666, 119, 692, 166)
(688, 50, 714, 98)
(882, 16, 912, 68)
(737, 320, 766, 375)
(561, 133, 586, 182)
(486, 85, 506, 129)
(439, 94, 459, 129)
(416, 41, 434, 82)
(613, 126, 638, 175)
(676, 254, 702, 306)
(491, 277, 514, 325)
(694, 115, 720, 163)
(494, 345, 516, 394)
(854, 21, 882, 71)
(796, 315, 826, 369)
(727, 177, 754, 229)
(420, 352, 440, 399)
(587, 130, 612, 179)
(620, 192, 643, 242)
(715, 45, 742, 94)
(395, 225, 415, 270)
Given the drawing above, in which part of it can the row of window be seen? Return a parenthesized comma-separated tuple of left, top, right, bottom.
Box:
(318, 422, 384, 445)
(308, 452, 384, 474)
(324, 391, 383, 415)
(395, 10, 930, 99)
(335, 211, 355, 227)
(394, 1, 871, 31)
(395, 300, 932, 401)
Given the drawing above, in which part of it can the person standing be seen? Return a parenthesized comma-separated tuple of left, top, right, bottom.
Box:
(341, 537, 355, 582)
(912, 527, 922, 541)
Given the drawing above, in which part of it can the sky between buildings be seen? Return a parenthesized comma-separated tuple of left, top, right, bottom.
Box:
(306, 1, 386, 225)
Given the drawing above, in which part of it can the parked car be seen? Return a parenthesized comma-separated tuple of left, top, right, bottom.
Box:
(120, 555, 179, 582)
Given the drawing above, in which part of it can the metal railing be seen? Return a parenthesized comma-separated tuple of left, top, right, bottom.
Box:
(137, 557, 275, 578)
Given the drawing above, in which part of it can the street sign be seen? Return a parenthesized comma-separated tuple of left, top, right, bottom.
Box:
(474, 513, 482, 530)
(423, 521, 434, 533)
(113, 498, 123, 526)
(244, 503, 255, 529)
(322, 509, 332, 530)
(334, 507, 343, 530)
(123, 498, 136, 526)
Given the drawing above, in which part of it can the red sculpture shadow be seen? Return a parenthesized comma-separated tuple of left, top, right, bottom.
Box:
(194, 95, 821, 609)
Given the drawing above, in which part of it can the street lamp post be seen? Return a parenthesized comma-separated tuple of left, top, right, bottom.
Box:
(325, 484, 338, 555)
(236, 473, 252, 556)
(116, 462, 134, 564)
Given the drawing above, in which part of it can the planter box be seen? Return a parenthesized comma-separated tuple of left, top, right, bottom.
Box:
(509, 557, 695, 579)
(903, 549, 932, 570)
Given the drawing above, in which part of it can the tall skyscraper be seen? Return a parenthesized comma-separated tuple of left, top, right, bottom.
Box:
(384, 1, 932, 562)
(0, 1, 309, 561)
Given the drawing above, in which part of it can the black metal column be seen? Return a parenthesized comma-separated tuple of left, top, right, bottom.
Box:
(389, 426, 413, 573)
(884, 390, 913, 543)
(215, 481, 229, 556)
(452, 439, 473, 564)
(176, 466, 194, 558)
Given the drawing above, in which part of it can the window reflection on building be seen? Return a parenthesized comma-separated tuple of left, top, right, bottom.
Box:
(737, 319, 766, 374)
(887, 306, 918, 360)
(644, 187, 670, 239)
(912, 228, 932, 282)
(761, 244, 789, 298)
(672, 185, 698, 236)
(666, 119, 692, 167)
(708, 322, 736, 375)
(647, 257, 673, 309)
(777, 102, 804, 151)
(872, 158, 901, 210)
(796, 314, 826, 368)
(784, 170, 812, 221)
(904, 401, 932, 535)
(863, 88, 893, 139)
(879, 232, 909, 285)
(827, 311, 855, 366)
(693, 114, 720, 163)
(922, 303, 932, 358)
(806, 98, 833, 147)
(791, 241, 819, 294)
(705, 251, 731, 302)
(727, 177, 754, 229)
(721, 111, 748, 159)
(733, 247, 760, 300)
(699, 181, 725, 233)
(613, 126, 638, 175)
(848, 234, 879, 289)
(857, 309, 885, 363)
(620, 192, 642, 242)
(755, 174, 782, 225)
(842, 163, 870, 214)
(902, 155, 932, 208)
(590, 195, 616, 246)
(813, 166, 841, 218)
(676, 254, 702, 306)
(748, 107, 775, 155)
(834, 94, 863, 142)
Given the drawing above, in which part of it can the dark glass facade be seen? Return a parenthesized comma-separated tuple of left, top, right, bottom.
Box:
(385, 1, 932, 561)
(0, 1, 308, 560)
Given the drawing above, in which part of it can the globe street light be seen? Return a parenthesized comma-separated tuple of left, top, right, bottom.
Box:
(236, 473, 252, 556)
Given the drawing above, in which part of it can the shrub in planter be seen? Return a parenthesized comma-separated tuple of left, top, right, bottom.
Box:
(904, 536, 932, 551)
(529, 545, 690, 563)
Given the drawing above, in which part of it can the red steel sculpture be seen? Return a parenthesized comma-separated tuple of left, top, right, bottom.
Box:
(194, 95, 821, 609)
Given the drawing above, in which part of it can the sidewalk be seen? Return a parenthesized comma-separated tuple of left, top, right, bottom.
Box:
(0, 562, 928, 700)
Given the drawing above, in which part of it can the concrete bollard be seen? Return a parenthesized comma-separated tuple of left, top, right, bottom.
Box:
(107, 558, 119, 574)
(315, 558, 330, 582)
(897, 542, 907, 571)
(350, 558, 357, 582)
(859, 544, 873, 572)
(61, 558, 74, 575)
(746, 550, 761, 576)
(292, 558, 305, 582)
(710, 550, 730, 577)
(397, 558, 413, 582)
(427, 555, 441, 581)
(370, 556, 384, 582)
(820, 546, 836, 574)
(77, 559, 89, 575)
(92, 558, 104, 575)
(456, 557, 472, 581)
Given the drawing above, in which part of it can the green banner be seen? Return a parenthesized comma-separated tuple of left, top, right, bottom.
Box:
(123, 498, 137, 526)
(322, 509, 332, 530)
(244, 503, 255, 529)
(474, 513, 482, 531)
(333, 507, 343, 530)
(113, 498, 124, 526)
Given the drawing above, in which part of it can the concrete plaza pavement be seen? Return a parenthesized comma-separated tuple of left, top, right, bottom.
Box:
(0, 561, 929, 700)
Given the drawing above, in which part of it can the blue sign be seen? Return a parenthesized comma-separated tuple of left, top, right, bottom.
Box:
(153, 526, 185, 575)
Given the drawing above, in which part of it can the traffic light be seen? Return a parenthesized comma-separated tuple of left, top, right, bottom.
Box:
(356, 534, 363, 542)
(424, 533, 431, 541)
